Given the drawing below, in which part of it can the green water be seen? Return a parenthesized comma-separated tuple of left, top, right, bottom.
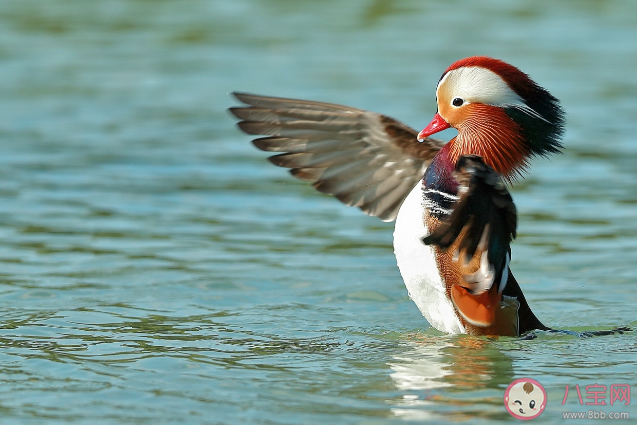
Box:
(0, 0, 636, 423)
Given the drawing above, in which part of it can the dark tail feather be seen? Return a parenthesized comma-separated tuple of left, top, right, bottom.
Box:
(503, 273, 633, 339)
(520, 326, 631, 340)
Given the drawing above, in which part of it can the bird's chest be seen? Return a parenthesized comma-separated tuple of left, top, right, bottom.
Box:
(393, 181, 465, 334)
(394, 156, 512, 336)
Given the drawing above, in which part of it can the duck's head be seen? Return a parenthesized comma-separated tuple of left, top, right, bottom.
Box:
(418, 56, 565, 179)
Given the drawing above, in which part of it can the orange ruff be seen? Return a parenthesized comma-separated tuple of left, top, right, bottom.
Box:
(447, 104, 530, 179)
(450, 284, 500, 327)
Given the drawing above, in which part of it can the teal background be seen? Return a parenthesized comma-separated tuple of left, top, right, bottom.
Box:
(0, 0, 636, 423)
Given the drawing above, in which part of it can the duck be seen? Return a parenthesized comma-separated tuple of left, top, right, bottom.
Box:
(228, 56, 604, 337)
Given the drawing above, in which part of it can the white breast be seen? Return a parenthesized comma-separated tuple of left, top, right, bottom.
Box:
(393, 183, 465, 334)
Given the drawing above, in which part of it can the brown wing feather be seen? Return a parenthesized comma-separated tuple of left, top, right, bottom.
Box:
(229, 92, 445, 221)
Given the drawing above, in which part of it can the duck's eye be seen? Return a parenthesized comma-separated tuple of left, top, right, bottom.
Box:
(452, 97, 464, 107)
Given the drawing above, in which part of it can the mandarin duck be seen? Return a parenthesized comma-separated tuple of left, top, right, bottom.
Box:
(230, 56, 580, 337)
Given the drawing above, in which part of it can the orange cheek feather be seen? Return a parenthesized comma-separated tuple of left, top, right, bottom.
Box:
(437, 96, 471, 128)
(445, 104, 530, 178)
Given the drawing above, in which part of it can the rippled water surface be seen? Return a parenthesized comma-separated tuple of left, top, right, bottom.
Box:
(1, 0, 637, 423)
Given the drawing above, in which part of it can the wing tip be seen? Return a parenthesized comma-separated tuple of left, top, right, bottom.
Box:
(230, 91, 254, 104)
(228, 106, 249, 120)
(236, 121, 269, 136)
(267, 153, 298, 168)
(251, 137, 277, 152)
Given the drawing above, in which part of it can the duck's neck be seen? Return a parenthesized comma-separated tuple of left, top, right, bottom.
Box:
(423, 145, 458, 193)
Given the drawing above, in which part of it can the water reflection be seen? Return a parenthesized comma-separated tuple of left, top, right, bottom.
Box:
(390, 335, 513, 421)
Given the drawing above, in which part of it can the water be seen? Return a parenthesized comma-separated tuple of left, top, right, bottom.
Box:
(0, 0, 636, 423)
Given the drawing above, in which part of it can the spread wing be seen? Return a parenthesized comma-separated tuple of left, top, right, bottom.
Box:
(229, 92, 445, 221)
(423, 155, 517, 294)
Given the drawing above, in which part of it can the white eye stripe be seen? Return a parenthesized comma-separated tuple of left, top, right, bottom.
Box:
(441, 67, 523, 108)
(439, 66, 546, 120)
(437, 71, 451, 91)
